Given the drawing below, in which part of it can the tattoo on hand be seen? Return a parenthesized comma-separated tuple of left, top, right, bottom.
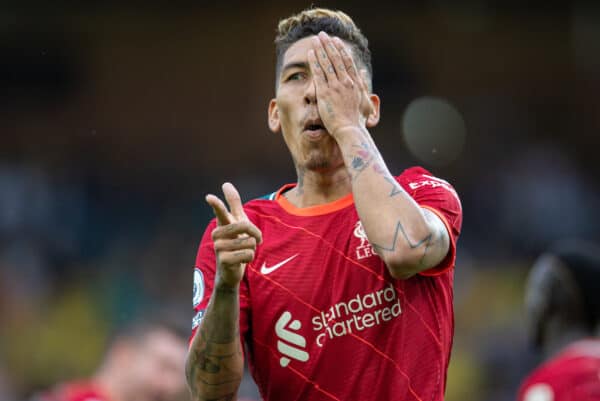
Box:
(325, 101, 334, 116)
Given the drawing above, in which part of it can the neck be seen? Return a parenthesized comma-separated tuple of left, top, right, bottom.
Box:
(286, 164, 352, 207)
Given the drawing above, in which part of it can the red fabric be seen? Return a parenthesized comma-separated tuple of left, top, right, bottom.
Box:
(192, 166, 462, 401)
(518, 339, 600, 401)
(40, 381, 109, 401)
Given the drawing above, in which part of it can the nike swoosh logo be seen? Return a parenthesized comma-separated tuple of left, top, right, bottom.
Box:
(260, 254, 299, 275)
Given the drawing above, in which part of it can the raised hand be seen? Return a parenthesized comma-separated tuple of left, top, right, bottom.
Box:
(205, 182, 262, 288)
(307, 31, 374, 139)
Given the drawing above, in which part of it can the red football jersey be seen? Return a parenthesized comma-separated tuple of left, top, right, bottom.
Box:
(518, 339, 600, 401)
(39, 381, 109, 401)
(192, 167, 462, 401)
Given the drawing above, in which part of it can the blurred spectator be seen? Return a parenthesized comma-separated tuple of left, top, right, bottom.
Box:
(518, 240, 600, 401)
(33, 317, 189, 401)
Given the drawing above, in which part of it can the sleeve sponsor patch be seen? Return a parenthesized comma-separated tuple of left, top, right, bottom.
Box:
(193, 268, 205, 308)
(409, 174, 460, 200)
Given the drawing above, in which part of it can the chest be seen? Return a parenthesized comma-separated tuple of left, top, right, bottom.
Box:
(250, 211, 391, 297)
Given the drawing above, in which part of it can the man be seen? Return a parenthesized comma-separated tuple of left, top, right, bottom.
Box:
(518, 241, 600, 401)
(186, 8, 462, 401)
(38, 318, 188, 401)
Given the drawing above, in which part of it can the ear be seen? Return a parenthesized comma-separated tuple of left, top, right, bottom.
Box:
(365, 94, 381, 128)
(268, 99, 281, 133)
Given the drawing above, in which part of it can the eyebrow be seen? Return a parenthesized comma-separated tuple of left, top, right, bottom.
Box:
(281, 61, 309, 74)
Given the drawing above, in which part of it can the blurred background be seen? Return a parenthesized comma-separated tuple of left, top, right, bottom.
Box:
(1, 1, 599, 400)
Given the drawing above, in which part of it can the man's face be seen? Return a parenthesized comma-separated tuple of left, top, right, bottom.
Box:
(128, 330, 187, 401)
(269, 35, 347, 173)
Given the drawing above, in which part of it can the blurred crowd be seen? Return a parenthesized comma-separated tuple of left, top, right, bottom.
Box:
(2, 2, 600, 401)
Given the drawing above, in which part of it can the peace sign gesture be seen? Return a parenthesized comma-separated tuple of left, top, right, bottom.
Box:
(206, 183, 262, 288)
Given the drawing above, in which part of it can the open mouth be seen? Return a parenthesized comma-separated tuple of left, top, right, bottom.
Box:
(303, 119, 327, 138)
(305, 123, 324, 131)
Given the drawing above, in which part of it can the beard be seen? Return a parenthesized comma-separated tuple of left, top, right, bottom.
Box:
(301, 142, 339, 171)
(305, 153, 332, 171)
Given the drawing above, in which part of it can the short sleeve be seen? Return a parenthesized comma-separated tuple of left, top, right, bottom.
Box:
(398, 167, 463, 276)
(190, 219, 251, 344)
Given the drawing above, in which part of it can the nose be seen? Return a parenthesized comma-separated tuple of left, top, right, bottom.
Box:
(303, 80, 316, 105)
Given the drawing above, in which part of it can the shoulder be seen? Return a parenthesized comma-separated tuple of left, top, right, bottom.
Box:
(240, 189, 287, 223)
(519, 344, 600, 401)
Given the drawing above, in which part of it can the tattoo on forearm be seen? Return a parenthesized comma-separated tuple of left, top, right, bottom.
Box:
(349, 142, 375, 179)
(372, 161, 387, 175)
(187, 327, 243, 399)
(384, 176, 403, 197)
(186, 288, 242, 400)
(351, 155, 370, 171)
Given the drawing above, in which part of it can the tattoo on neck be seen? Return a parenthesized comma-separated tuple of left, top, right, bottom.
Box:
(297, 168, 305, 195)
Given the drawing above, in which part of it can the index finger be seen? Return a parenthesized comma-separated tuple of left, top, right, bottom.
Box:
(222, 182, 246, 221)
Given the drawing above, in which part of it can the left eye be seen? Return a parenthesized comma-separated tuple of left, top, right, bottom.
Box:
(287, 72, 304, 81)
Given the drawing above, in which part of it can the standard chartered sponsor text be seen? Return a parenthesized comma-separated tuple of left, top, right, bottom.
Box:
(312, 284, 401, 346)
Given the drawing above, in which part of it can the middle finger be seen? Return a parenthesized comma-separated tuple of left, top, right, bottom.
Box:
(312, 36, 336, 83)
(318, 32, 347, 81)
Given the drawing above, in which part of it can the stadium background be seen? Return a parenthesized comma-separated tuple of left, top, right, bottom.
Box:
(1, 1, 599, 400)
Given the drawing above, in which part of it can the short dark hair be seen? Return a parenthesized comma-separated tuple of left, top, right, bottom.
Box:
(551, 240, 600, 330)
(274, 8, 372, 91)
(106, 311, 189, 349)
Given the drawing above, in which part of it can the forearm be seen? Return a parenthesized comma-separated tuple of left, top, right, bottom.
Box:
(186, 283, 244, 401)
(337, 127, 445, 278)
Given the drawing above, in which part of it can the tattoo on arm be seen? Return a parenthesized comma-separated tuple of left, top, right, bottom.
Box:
(372, 220, 432, 254)
(349, 142, 375, 179)
(383, 176, 403, 197)
(372, 212, 448, 268)
(186, 288, 243, 401)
